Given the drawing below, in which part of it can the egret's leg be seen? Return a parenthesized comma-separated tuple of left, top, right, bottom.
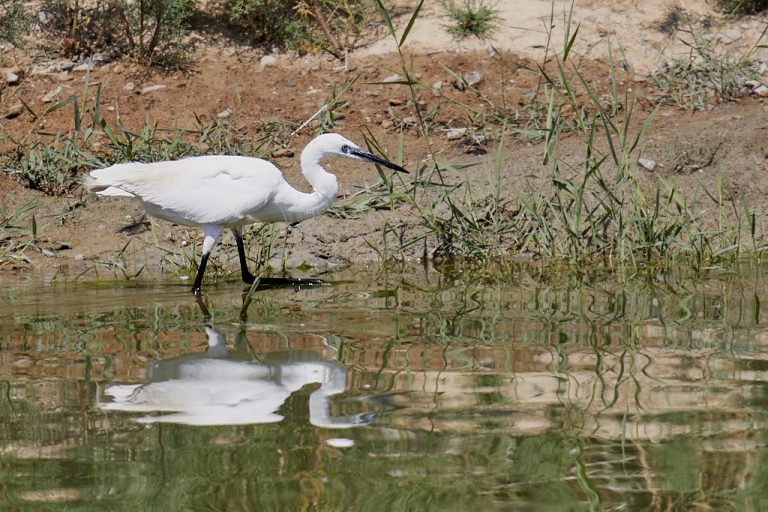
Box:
(192, 225, 223, 294)
(232, 228, 325, 288)
(233, 229, 257, 284)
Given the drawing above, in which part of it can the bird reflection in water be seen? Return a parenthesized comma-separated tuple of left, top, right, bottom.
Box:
(99, 298, 372, 430)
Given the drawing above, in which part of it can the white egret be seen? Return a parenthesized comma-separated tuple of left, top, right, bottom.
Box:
(86, 133, 408, 293)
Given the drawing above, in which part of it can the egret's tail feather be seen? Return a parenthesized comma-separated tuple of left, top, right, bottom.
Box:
(86, 163, 141, 197)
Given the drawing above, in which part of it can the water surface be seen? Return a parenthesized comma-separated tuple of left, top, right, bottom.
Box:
(2, 266, 768, 510)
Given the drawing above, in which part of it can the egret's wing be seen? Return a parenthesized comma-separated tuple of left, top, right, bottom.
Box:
(136, 169, 282, 225)
(92, 156, 285, 225)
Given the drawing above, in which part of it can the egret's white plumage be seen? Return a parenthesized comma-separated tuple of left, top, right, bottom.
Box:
(86, 133, 407, 293)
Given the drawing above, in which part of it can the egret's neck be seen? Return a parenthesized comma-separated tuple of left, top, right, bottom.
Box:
(294, 141, 340, 217)
(260, 141, 340, 224)
(301, 143, 339, 196)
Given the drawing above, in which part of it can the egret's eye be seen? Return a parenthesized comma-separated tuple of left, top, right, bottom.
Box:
(341, 144, 350, 154)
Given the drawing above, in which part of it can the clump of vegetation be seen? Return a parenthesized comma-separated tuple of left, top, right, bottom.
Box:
(49, 0, 193, 66)
(440, 0, 499, 39)
(0, 0, 31, 48)
(712, 0, 768, 13)
(0, 200, 41, 269)
(111, 0, 192, 66)
(649, 23, 754, 109)
(223, 0, 372, 55)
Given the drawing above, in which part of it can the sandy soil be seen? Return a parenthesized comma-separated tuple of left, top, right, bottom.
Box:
(2, 0, 768, 284)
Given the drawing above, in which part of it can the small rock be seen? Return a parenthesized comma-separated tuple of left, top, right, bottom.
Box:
(745, 79, 761, 89)
(260, 55, 278, 68)
(4, 70, 19, 85)
(445, 128, 467, 140)
(123, 81, 135, 92)
(754, 85, 768, 97)
(272, 148, 294, 158)
(217, 108, 232, 119)
(382, 73, 401, 83)
(638, 157, 657, 171)
(2, 103, 23, 119)
(41, 86, 63, 103)
(465, 70, 483, 88)
(52, 71, 72, 82)
(141, 84, 167, 94)
(402, 116, 416, 126)
(73, 62, 91, 72)
(432, 80, 443, 96)
(381, 119, 394, 129)
(462, 42, 476, 51)
(113, 64, 124, 74)
(388, 98, 406, 106)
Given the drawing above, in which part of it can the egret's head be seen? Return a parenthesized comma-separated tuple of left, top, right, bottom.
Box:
(312, 133, 408, 173)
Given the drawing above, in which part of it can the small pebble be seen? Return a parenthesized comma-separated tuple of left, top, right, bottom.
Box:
(272, 148, 294, 158)
(465, 71, 483, 88)
(4, 70, 19, 84)
(141, 84, 168, 94)
(638, 157, 657, 171)
(260, 55, 278, 68)
(446, 127, 467, 140)
(41, 86, 63, 103)
(382, 73, 401, 83)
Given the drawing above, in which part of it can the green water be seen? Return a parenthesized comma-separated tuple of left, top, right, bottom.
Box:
(2, 266, 768, 511)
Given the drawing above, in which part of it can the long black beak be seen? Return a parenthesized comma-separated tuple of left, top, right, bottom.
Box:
(351, 148, 409, 173)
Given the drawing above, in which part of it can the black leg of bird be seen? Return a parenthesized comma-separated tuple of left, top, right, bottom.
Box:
(233, 228, 325, 288)
(192, 253, 210, 294)
(233, 229, 257, 284)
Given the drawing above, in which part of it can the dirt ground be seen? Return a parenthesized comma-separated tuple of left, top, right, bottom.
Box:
(2, 0, 768, 284)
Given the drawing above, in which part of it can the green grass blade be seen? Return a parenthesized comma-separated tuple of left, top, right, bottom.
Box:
(563, 22, 580, 62)
(399, 0, 425, 48)
(374, 0, 397, 41)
